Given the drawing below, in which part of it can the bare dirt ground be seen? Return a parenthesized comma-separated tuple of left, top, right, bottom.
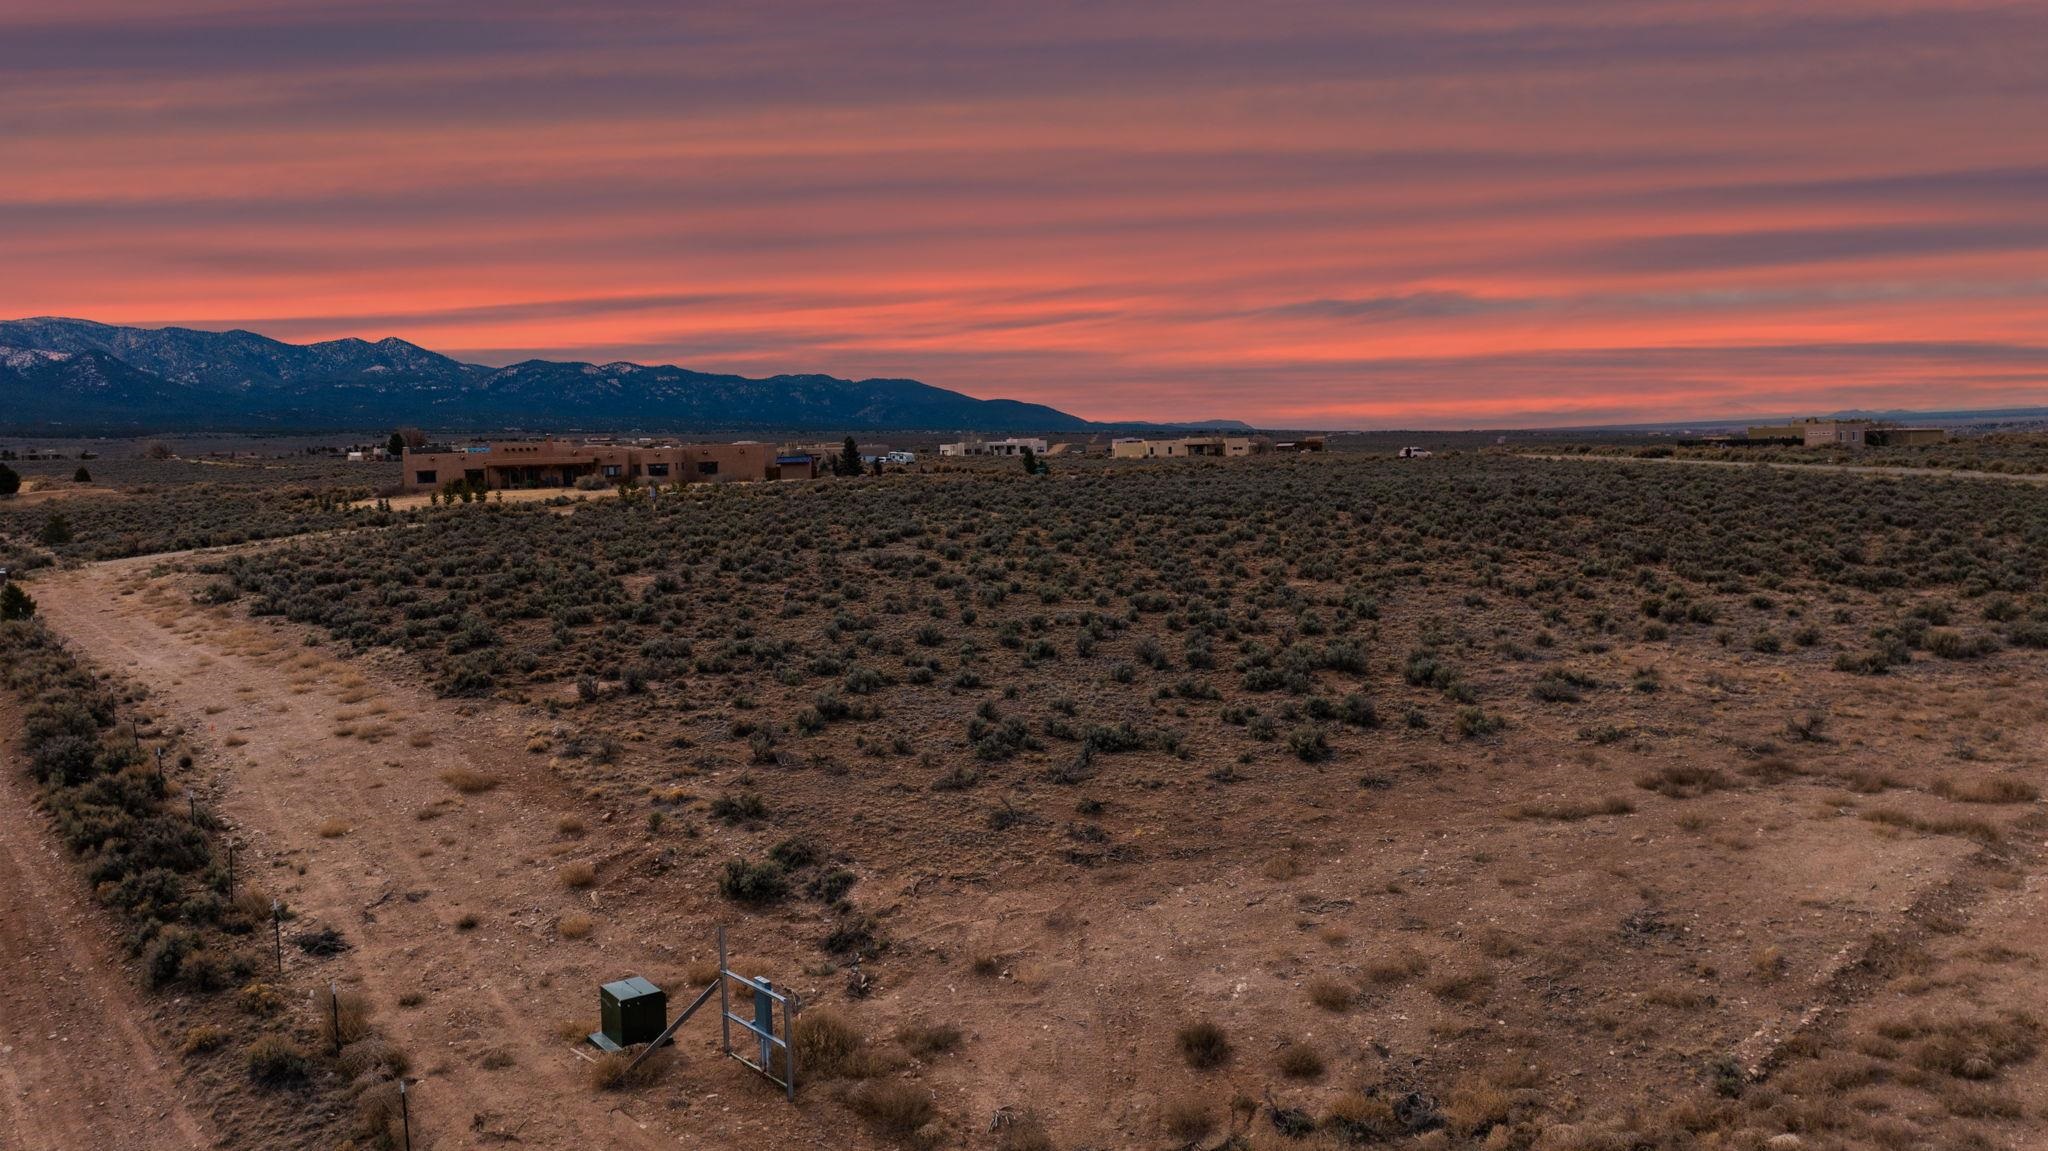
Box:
(17, 510, 2048, 1149)
(0, 699, 213, 1151)
(26, 555, 806, 1151)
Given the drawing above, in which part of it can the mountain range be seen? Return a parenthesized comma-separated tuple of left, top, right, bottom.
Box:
(0, 317, 1107, 434)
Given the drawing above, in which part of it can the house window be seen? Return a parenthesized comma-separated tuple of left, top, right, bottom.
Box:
(602, 464, 623, 478)
(415, 470, 437, 484)
(645, 463, 670, 477)
(697, 461, 719, 475)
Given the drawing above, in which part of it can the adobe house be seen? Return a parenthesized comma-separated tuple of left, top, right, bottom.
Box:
(401, 438, 772, 492)
(1110, 436, 1253, 459)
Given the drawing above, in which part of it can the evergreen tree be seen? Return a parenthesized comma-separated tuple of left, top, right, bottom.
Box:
(38, 513, 72, 546)
(0, 583, 34, 621)
(387, 431, 407, 456)
(0, 462, 18, 497)
(1019, 446, 1039, 475)
(73, 465, 92, 483)
(838, 436, 863, 477)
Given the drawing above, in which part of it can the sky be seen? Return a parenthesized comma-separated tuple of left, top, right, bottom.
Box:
(3, 1, 2046, 428)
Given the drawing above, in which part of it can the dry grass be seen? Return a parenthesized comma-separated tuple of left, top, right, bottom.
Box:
(1323, 1094, 1400, 1142)
(1427, 967, 1495, 1005)
(897, 1021, 964, 1060)
(1306, 974, 1356, 1012)
(586, 1047, 673, 1090)
(318, 989, 376, 1049)
(179, 1024, 231, 1056)
(1861, 807, 2001, 843)
(794, 1007, 874, 1079)
(407, 730, 435, 748)
(557, 813, 587, 836)
(315, 817, 350, 839)
(848, 1079, 937, 1137)
(1161, 1096, 1217, 1143)
(1364, 949, 1430, 985)
(1932, 775, 2039, 804)
(558, 913, 594, 939)
(1506, 795, 1634, 821)
(222, 734, 248, 747)
(440, 767, 500, 794)
(559, 861, 597, 888)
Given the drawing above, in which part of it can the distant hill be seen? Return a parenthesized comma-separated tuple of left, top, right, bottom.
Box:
(0, 317, 1093, 434)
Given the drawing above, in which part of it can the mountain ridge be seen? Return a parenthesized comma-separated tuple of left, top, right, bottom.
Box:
(0, 317, 1103, 434)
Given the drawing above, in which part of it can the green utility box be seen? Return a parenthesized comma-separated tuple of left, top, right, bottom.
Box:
(593, 977, 667, 1051)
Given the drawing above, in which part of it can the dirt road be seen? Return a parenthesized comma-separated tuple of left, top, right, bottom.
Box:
(0, 701, 214, 1151)
(25, 557, 706, 1151)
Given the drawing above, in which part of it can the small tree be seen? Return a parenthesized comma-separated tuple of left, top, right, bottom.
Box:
(38, 513, 72, 546)
(0, 583, 33, 621)
(73, 465, 92, 483)
(838, 436, 863, 478)
(387, 431, 407, 457)
(1019, 446, 1039, 475)
(872, 457, 883, 477)
(143, 441, 175, 460)
(0, 462, 18, 497)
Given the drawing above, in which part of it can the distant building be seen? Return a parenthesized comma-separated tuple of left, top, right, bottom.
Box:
(1872, 427, 1949, 447)
(938, 438, 1048, 457)
(1803, 420, 1872, 448)
(401, 437, 772, 491)
(1271, 436, 1327, 453)
(1745, 424, 1805, 441)
(1110, 436, 1252, 459)
(772, 453, 822, 480)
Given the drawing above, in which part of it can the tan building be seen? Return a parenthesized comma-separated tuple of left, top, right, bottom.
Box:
(938, 438, 1047, 457)
(1803, 420, 1872, 448)
(401, 438, 772, 492)
(1110, 436, 1253, 459)
(1745, 424, 1804, 441)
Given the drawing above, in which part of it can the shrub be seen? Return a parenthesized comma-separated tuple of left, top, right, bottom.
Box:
(1277, 1041, 1326, 1079)
(718, 859, 788, 904)
(1175, 1018, 1232, 1069)
(795, 1008, 872, 1078)
(245, 1035, 311, 1085)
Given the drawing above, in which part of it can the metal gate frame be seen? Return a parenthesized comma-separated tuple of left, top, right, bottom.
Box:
(718, 924, 800, 1100)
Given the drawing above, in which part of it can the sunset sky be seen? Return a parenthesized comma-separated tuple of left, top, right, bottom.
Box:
(4, 1, 2046, 427)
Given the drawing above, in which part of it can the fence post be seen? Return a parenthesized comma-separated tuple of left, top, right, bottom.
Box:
(330, 982, 342, 1054)
(784, 991, 800, 1101)
(399, 1078, 411, 1151)
(754, 979, 774, 1072)
(272, 899, 283, 974)
(716, 925, 731, 1060)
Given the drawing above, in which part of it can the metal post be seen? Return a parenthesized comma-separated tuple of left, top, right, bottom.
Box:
(716, 925, 731, 1059)
(784, 991, 800, 1101)
(272, 899, 283, 974)
(154, 746, 165, 786)
(330, 982, 342, 1054)
(226, 842, 235, 897)
(399, 1078, 411, 1151)
(189, 794, 197, 822)
(754, 978, 774, 1071)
